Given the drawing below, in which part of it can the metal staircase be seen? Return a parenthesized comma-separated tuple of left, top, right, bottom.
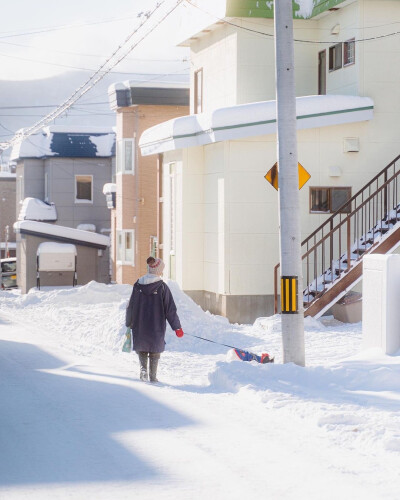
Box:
(274, 154, 400, 318)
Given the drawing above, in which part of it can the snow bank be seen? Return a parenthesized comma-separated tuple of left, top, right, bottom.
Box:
(1, 280, 400, 461)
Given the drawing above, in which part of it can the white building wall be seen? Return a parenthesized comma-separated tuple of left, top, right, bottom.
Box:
(190, 25, 238, 113)
(181, 147, 205, 290)
(167, 0, 400, 303)
(317, 1, 360, 95)
(203, 142, 225, 293)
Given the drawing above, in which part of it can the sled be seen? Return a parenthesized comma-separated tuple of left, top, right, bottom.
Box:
(233, 349, 274, 364)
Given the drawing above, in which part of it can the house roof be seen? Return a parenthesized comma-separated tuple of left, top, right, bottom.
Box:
(10, 125, 116, 160)
(14, 221, 110, 249)
(225, 0, 352, 19)
(139, 94, 374, 156)
(108, 82, 190, 110)
(178, 0, 356, 46)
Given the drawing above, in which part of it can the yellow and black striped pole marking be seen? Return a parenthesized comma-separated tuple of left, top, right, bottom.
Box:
(281, 276, 298, 314)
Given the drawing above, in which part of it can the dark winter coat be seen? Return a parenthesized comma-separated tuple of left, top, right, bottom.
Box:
(125, 280, 181, 353)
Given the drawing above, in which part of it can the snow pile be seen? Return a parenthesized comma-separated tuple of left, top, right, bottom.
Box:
(18, 197, 57, 221)
(0, 280, 400, 497)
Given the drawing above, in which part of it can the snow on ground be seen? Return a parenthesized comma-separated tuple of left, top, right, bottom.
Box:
(0, 281, 399, 499)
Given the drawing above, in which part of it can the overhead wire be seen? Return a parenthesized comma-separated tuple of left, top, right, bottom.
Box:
(0, 51, 188, 75)
(1, 0, 186, 152)
(0, 39, 186, 63)
(0, 13, 144, 39)
(184, 0, 400, 45)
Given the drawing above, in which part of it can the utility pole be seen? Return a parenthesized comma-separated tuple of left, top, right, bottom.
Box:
(274, 0, 305, 366)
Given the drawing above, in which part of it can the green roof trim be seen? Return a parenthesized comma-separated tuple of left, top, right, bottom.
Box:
(172, 105, 374, 141)
(225, 0, 349, 20)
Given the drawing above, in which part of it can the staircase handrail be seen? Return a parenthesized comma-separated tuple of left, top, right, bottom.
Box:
(304, 153, 400, 245)
(274, 153, 400, 313)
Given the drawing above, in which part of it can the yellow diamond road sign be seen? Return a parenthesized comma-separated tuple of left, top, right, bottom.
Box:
(264, 162, 311, 191)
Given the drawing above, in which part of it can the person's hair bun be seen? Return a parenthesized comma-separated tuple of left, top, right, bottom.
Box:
(147, 256, 156, 265)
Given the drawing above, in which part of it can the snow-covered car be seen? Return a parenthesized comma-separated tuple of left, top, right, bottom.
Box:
(1, 257, 17, 289)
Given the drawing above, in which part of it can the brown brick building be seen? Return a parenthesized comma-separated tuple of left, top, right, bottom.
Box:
(107, 83, 189, 284)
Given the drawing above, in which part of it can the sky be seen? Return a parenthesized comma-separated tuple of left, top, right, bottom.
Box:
(0, 0, 227, 153)
(0, 0, 225, 81)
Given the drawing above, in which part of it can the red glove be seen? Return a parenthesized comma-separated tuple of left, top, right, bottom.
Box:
(175, 328, 184, 338)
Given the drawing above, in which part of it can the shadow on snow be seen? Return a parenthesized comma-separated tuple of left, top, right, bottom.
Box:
(0, 340, 194, 487)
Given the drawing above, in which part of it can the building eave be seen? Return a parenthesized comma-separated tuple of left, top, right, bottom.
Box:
(139, 95, 374, 156)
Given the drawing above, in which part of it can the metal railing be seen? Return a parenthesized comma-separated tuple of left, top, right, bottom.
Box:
(274, 154, 400, 313)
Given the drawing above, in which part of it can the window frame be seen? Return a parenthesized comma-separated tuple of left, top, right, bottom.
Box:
(329, 43, 343, 72)
(318, 49, 327, 95)
(343, 38, 355, 66)
(309, 186, 352, 214)
(75, 174, 93, 204)
(116, 138, 135, 175)
(194, 68, 203, 114)
(116, 229, 135, 265)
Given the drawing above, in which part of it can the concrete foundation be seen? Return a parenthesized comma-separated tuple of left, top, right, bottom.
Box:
(185, 290, 275, 325)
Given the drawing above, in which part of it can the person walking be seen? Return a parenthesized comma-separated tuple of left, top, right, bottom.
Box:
(125, 256, 184, 382)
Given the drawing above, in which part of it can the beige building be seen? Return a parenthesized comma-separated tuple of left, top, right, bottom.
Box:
(139, 0, 400, 323)
(107, 83, 189, 284)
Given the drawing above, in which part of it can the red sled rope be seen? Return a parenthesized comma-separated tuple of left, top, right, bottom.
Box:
(185, 333, 274, 364)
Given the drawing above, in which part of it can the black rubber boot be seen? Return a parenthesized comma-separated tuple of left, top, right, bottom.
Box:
(149, 353, 160, 383)
(138, 352, 148, 382)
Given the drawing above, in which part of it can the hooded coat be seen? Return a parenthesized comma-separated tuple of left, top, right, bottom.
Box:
(125, 280, 181, 353)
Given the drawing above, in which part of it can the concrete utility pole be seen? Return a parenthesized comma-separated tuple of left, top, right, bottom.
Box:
(274, 0, 305, 366)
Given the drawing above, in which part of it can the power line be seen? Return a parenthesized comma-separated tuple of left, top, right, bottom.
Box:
(0, 0, 185, 152)
(0, 103, 109, 110)
(0, 13, 142, 40)
(0, 51, 188, 76)
(0, 39, 186, 64)
(185, 0, 400, 45)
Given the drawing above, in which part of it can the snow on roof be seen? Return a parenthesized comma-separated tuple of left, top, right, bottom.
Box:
(37, 242, 77, 256)
(108, 81, 189, 93)
(0, 171, 16, 179)
(18, 198, 57, 222)
(14, 220, 110, 248)
(44, 125, 114, 134)
(10, 126, 116, 160)
(102, 183, 117, 194)
(296, 0, 315, 18)
(76, 224, 96, 232)
(139, 95, 374, 156)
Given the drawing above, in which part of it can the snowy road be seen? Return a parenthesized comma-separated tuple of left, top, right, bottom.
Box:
(0, 284, 400, 499)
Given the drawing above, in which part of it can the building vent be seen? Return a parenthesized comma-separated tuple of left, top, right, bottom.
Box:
(343, 137, 360, 152)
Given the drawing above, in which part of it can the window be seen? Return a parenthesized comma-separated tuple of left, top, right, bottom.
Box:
(318, 50, 326, 95)
(116, 138, 135, 174)
(329, 43, 342, 71)
(310, 187, 352, 214)
(344, 38, 355, 66)
(117, 230, 135, 265)
(194, 68, 203, 114)
(75, 175, 93, 203)
(150, 236, 158, 258)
